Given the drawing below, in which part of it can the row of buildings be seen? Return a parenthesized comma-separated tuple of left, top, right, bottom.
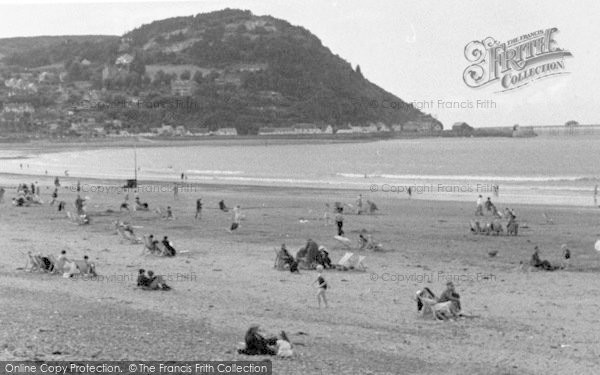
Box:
(257, 120, 443, 136)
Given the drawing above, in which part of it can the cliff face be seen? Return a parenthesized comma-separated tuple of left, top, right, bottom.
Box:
(0, 9, 442, 135)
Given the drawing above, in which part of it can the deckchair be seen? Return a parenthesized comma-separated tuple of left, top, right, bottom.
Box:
(354, 255, 367, 271)
(118, 226, 142, 244)
(337, 252, 354, 267)
(27, 252, 42, 272)
(334, 235, 352, 248)
(141, 235, 157, 256)
(274, 248, 289, 270)
(469, 220, 481, 234)
(72, 260, 97, 276)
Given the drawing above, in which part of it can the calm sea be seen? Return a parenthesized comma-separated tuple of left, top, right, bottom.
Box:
(2, 135, 599, 206)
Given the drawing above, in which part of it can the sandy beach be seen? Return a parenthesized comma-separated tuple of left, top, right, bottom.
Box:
(1, 173, 600, 375)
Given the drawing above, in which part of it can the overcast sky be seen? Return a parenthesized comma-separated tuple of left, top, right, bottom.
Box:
(0, 0, 597, 128)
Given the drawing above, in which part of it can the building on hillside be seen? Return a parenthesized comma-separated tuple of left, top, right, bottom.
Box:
(452, 122, 474, 135)
(192, 128, 210, 136)
(258, 127, 294, 135)
(171, 80, 198, 96)
(81, 59, 92, 66)
(323, 125, 334, 134)
(175, 126, 191, 136)
(2, 103, 35, 114)
(292, 123, 322, 134)
(115, 53, 134, 67)
(153, 125, 174, 136)
(38, 71, 58, 83)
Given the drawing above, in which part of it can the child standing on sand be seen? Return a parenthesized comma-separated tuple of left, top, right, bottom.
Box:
(312, 265, 328, 308)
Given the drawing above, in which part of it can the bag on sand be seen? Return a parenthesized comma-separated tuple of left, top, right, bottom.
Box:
(230, 222, 239, 231)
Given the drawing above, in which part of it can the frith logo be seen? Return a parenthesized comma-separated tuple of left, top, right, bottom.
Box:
(463, 28, 572, 92)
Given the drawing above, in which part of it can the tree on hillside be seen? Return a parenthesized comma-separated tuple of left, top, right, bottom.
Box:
(355, 64, 363, 78)
(565, 120, 579, 127)
(180, 70, 191, 80)
(192, 71, 204, 85)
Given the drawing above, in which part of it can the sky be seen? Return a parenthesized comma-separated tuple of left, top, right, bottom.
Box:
(0, 0, 597, 128)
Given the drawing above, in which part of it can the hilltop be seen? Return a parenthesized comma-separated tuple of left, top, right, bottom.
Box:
(0, 9, 441, 137)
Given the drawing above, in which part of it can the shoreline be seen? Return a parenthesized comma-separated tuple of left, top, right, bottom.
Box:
(1, 171, 599, 211)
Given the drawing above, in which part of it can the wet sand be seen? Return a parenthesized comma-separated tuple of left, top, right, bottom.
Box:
(1, 176, 600, 374)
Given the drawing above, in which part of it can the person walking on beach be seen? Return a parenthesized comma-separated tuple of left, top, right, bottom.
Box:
(475, 195, 484, 216)
(0, 187, 5, 203)
(407, 186, 412, 199)
(230, 205, 242, 232)
(594, 185, 598, 206)
(75, 195, 85, 215)
(50, 187, 58, 206)
(335, 210, 344, 236)
(195, 198, 203, 220)
(166, 206, 174, 220)
(54, 176, 60, 187)
(173, 183, 179, 200)
(312, 265, 328, 308)
(356, 194, 363, 215)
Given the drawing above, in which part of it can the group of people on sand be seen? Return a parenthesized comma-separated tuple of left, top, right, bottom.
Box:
(528, 245, 571, 271)
(145, 234, 177, 257)
(12, 182, 43, 206)
(416, 281, 462, 320)
(28, 250, 96, 277)
(136, 269, 171, 290)
(237, 326, 293, 357)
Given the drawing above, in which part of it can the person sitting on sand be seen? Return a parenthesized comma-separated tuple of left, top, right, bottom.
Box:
(144, 270, 171, 290)
(54, 250, 70, 274)
(238, 325, 278, 356)
(278, 244, 298, 271)
(162, 236, 176, 257)
(219, 200, 229, 212)
(530, 246, 559, 271)
(316, 246, 333, 269)
(147, 234, 160, 254)
(120, 201, 130, 212)
(438, 281, 461, 315)
(137, 269, 150, 287)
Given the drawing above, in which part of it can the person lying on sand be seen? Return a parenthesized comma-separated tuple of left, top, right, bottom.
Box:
(237, 325, 278, 356)
(530, 246, 560, 271)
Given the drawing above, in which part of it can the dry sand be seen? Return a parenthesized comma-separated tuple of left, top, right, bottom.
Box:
(1, 175, 600, 374)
